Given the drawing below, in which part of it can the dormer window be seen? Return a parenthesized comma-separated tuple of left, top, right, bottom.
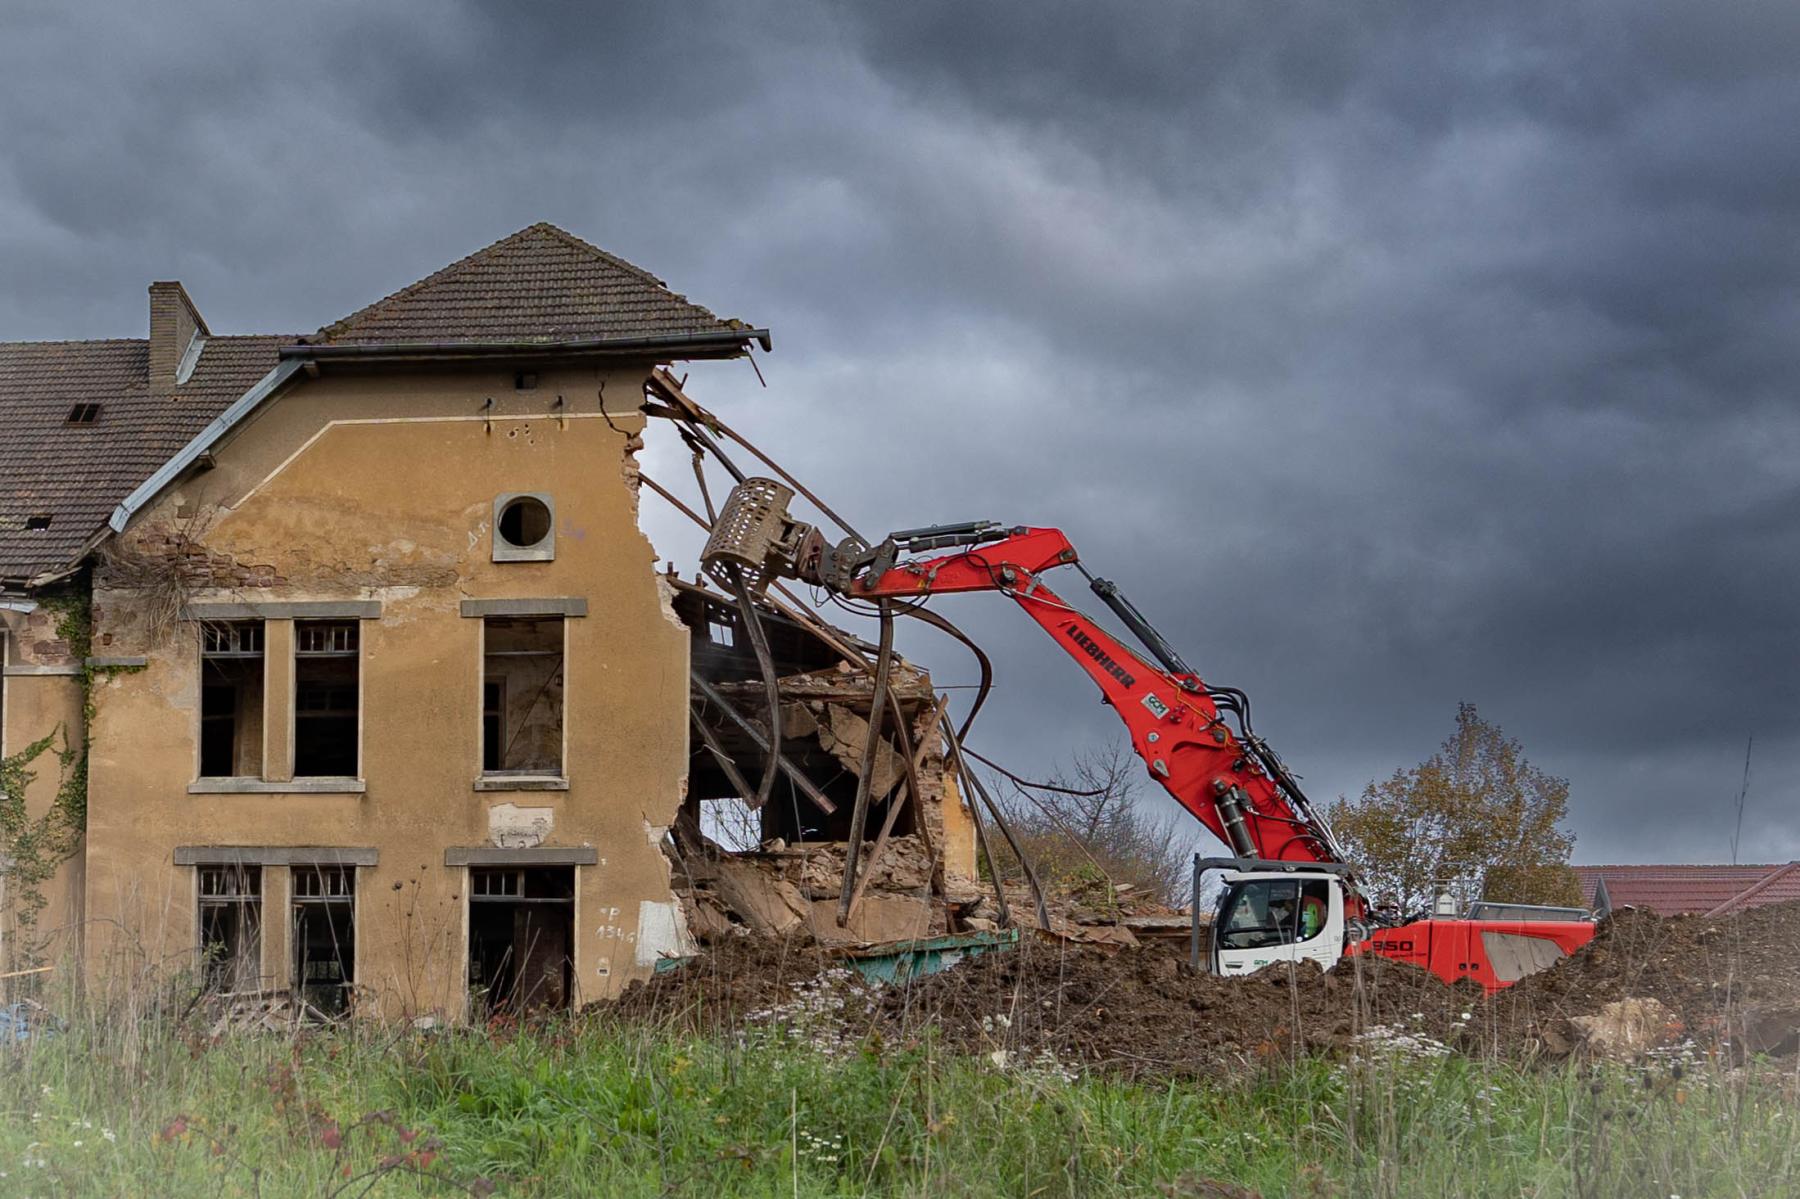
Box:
(66, 403, 102, 424)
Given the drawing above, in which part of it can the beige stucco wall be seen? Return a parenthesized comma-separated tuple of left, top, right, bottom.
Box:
(0, 607, 87, 974)
(83, 363, 692, 1019)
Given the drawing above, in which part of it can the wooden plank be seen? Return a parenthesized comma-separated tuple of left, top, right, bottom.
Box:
(845, 695, 947, 920)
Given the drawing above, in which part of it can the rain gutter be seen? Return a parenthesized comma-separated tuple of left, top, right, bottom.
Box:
(107, 357, 309, 534)
(279, 328, 772, 360)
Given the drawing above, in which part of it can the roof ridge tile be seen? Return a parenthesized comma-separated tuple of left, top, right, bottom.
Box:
(301, 221, 747, 348)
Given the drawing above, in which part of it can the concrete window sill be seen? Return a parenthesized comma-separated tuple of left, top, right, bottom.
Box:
(474, 774, 570, 792)
(187, 778, 367, 795)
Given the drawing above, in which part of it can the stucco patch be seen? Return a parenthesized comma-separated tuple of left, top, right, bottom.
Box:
(635, 899, 690, 966)
(654, 575, 687, 633)
(487, 802, 554, 848)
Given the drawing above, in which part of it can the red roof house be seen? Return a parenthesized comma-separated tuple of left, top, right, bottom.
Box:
(1573, 863, 1800, 918)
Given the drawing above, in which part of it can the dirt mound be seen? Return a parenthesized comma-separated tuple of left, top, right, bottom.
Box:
(596, 900, 1800, 1074)
(602, 936, 847, 1030)
(1501, 900, 1800, 1056)
(599, 934, 1484, 1077)
(868, 937, 1482, 1076)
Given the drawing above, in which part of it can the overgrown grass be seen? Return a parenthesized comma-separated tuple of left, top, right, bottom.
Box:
(2, 1008, 1796, 1197)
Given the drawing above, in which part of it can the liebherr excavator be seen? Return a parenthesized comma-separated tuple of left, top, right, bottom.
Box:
(703, 478, 1594, 991)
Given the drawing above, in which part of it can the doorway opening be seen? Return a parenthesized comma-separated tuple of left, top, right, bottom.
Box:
(467, 866, 574, 1017)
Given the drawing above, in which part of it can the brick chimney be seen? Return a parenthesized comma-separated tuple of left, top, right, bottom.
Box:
(148, 281, 209, 397)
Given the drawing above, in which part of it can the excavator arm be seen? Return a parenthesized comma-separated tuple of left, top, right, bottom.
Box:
(810, 524, 1359, 910)
(698, 476, 1594, 989)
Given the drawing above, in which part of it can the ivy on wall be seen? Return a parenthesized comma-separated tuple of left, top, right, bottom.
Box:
(0, 584, 138, 968)
(0, 729, 84, 964)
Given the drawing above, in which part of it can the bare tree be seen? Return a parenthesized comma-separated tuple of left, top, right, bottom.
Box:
(992, 738, 1200, 905)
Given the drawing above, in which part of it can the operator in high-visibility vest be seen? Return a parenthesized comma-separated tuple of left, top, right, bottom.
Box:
(1299, 893, 1326, 941)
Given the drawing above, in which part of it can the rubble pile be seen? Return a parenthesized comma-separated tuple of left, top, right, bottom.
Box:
(1501, 900, 1800, 1058)
(600, 900, 1800, 1077)
(672, 836, 943, 946)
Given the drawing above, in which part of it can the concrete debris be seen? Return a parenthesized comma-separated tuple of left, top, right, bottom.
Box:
(818, 705, 905, 797)
(674, 844, 944, 947)
(1568, 997, 1683, 1058)
(707, 858, 811, 936)
(205, 989, 338, 1035)
(773, 837, 935, 898)
(807, 896, 933, 945)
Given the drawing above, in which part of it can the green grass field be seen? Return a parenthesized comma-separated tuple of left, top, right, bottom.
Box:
(2, 1008, 1795, 1197)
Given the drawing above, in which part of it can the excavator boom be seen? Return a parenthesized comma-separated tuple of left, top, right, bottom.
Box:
(700, 477, 1594, 991)
(820, 525, 1358, 903)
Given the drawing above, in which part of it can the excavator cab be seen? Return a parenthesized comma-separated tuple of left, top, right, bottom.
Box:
(1207, 868, 1347, 976)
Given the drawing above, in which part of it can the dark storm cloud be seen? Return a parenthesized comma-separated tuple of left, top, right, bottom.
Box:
(3, 1, 1797, 862)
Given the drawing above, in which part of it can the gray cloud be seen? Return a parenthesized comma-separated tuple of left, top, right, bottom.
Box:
(4, 0, 1798, 862)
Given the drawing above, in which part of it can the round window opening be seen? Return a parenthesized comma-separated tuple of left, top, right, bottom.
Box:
(497, 496, 552, 548)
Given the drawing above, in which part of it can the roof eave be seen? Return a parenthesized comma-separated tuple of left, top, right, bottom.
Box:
(107, 357, 310, 536)
(282, 328, 772, 362)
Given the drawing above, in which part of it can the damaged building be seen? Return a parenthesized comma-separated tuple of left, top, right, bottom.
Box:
(0, 223, 977, 1021)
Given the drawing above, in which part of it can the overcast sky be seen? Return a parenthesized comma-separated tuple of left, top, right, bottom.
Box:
(5, 1, 1797, 864)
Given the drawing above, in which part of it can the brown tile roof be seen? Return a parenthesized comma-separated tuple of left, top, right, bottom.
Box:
(302, 223, 754, 349)
(1, 223, 756, 585)
(0, 335, 291, 583)
(1574, 862, 1800, 917)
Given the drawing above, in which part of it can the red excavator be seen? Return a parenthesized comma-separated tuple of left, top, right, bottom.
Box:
(704, 479, 1594, 991)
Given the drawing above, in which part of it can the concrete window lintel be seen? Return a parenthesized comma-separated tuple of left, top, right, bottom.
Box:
(86, 656, 150, 669)
(445, 846, 597, 866)
(459, 598, 587, 618)
(183, 601, 382, 621)
(187, 777, 366, 795)
(175, 846, 378, 867)
(474, 774, 570, 792)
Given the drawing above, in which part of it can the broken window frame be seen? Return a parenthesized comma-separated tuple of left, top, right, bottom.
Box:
(291, 865, 356, 1016)
(197, 864, 263, 992)
(199, 620, 266, 780)
(292, 620, 361, 779)
(479, 616, 566, 779)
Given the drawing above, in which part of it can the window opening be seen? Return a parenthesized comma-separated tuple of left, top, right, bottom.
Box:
(467, 867, 574, 1016)
(292, 865, 355, 1016)
(497, 496, 552, 549)
(24, 515, 51, 531)
(198, 864, 263, 992)
(707, 616, 736, 647)
(1215, 878, 1332, 950)
(294, 620, 359, 777)
(514, 371, 538, 390)
(66, 402, 102, 424)
(200, 621, 265, 778)
(481, 617, 563, 775)
(481, 681, 506, 773)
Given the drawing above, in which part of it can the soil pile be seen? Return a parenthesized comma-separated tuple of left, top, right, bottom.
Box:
(601, 935, 1484, 1077)
(605, 937, 849, 1031)
(597, 900, 1800, 1074)
(867, 937, 1481, 1076)
(1500, 900, 1800, 1056)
